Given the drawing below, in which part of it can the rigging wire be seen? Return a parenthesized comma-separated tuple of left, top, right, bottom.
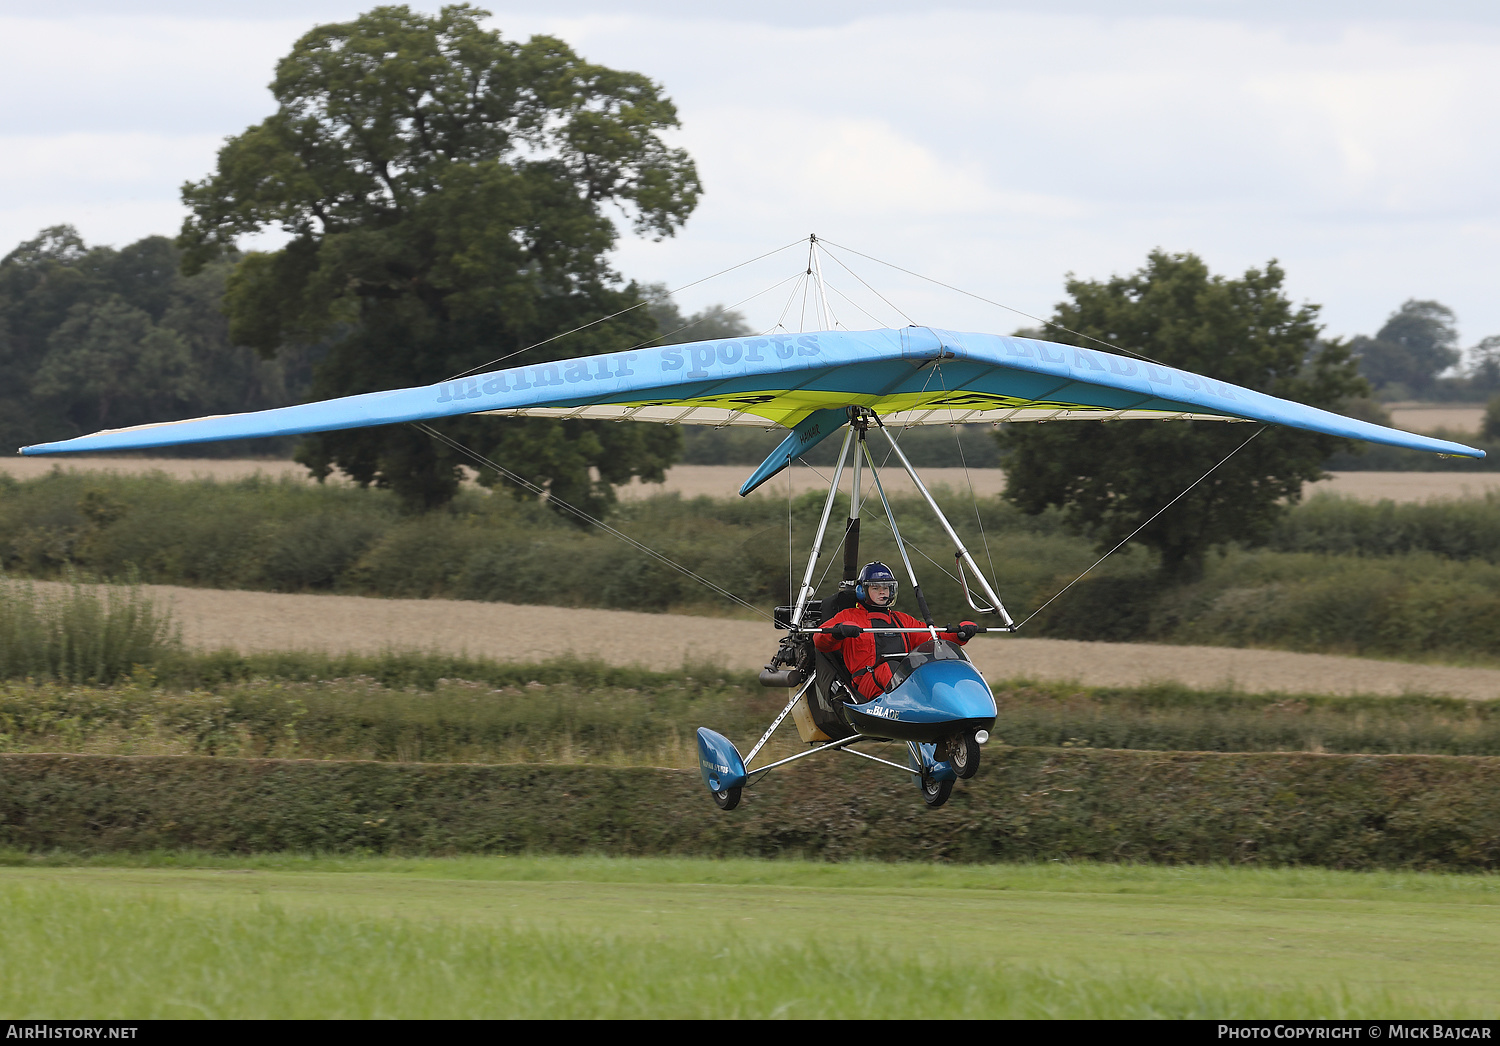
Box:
(934, 361, 1000, 585)
(800, 455, 967, 594)
(817, 237, 1168, 367)
(641, 273, 802, 348)
(411, 422, 773, 622)
(821, 247, 916, 327)
(445, 236, 806, 381)
(769, 271, 810, 333)
(1011, 425, 1268, 632)
(822, 276, 889, 330)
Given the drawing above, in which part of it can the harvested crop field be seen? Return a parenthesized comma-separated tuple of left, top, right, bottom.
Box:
(6, 456, 1500, 502)
(1388, 403, 1485, 435)
(50, 581, 1500, 699)
(0, 456, 1000, 499)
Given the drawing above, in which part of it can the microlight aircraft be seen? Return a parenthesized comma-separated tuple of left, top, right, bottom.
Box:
(18, 245, 1484, 810)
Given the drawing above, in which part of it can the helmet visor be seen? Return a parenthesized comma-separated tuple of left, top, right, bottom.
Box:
(863, 580, 897, 607)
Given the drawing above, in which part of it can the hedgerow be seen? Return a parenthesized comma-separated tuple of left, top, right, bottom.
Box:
(2, 749, 1496, 871)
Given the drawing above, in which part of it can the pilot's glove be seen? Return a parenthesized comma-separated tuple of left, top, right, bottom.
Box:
(955, 621, 980, 641)
(831, 623, 862, 639)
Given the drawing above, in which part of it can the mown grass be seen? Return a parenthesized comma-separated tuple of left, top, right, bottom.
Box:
(0, 856, 1492, 1017)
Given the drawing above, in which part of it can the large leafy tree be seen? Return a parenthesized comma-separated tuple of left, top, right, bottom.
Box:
(1351, 299, 1461, 396)
(178, 4, 701, 512)
(999, 250, 1367, 581)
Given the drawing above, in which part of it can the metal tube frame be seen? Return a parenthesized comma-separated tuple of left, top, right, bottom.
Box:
(860, 437, 938, 631)
(798, 626, 993, 634)
(860, 438, 923, 598)
(744, 678, 813, 768)
(790, 423, 855, 628)
(850, 424, 862, 521)
(745, 732, 871, 781)
(875, 418, 1015, 627)
(839, 745, 920, 775)
(810, 234, 833, 330)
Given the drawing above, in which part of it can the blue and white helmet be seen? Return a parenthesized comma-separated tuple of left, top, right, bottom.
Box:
(855, 561, 898, 608)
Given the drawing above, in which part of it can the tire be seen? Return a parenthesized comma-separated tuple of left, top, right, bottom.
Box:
(712, 785, 742, 811)
(949, 731, 981, 780)
(920, 775, 953, 808)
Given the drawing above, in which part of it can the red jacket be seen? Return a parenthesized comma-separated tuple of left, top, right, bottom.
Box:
(813, 604, 968, 700)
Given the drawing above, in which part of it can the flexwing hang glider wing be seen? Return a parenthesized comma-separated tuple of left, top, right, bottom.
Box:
(18, 326, 1483, 492)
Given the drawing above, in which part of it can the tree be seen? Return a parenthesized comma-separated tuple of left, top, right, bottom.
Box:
(178, 4, 701, 513)
(1351, 299, 1461, 396)
(0, 226, 312, 454)
(999, 250, 1367, 582)
(643, 283, 753, 345)
(32, 296, 193, 429)
(1467, 335, 1500, 394)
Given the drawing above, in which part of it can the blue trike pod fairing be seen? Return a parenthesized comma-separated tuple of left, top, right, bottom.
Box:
(839, 643, 997, 744)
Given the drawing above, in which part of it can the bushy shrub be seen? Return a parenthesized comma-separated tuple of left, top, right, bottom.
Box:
(1269, 492, 1500, 562)
(0, 575, 180, 684)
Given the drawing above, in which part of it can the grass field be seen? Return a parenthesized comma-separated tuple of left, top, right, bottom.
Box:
(0, 854, 1494, 1018)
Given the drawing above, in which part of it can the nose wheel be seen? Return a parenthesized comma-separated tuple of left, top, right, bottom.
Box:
(712, 785, 742, 810)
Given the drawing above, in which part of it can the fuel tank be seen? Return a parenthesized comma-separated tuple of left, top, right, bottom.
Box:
(839, 641, 997, 743)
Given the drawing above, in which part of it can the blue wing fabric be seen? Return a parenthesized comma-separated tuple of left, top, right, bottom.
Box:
(18, 327, 1484, 459)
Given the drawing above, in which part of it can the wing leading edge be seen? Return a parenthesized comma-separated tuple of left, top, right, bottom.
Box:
(18, 326, 1484, 460)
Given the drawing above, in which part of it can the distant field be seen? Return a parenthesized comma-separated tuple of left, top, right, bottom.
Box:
(8, 456, 1500, 502)
(1389, 404, 1485, 435)
(0, 855, 1492, 1018)
(52, 581, 1500, 698)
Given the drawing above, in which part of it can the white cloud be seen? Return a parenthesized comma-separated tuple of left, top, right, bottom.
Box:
(0, 6, 1498, 342)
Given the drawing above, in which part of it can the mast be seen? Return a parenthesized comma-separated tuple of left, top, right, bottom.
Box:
(789, 422, 854, 628)
(809, 233, 833, 331)
(842, 409, 865, 583)
(860, 437, 935, 627)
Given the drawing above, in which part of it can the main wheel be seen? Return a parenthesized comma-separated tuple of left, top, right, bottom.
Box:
(920, 775, 953, 808)
(712, 785, 742, 811)
(949, 731, 981, 780)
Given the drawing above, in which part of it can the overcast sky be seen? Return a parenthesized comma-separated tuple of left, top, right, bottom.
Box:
(2, 0, 1497, 348)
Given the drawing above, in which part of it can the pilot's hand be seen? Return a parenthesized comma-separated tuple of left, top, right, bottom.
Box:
(955, 621, 980, 641)
(831, 623, 862, 639)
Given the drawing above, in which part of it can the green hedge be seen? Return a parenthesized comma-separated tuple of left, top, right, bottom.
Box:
(2, 748, 1497, 871)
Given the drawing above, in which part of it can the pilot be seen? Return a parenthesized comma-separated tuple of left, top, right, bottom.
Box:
(814, 561, 979, 701)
